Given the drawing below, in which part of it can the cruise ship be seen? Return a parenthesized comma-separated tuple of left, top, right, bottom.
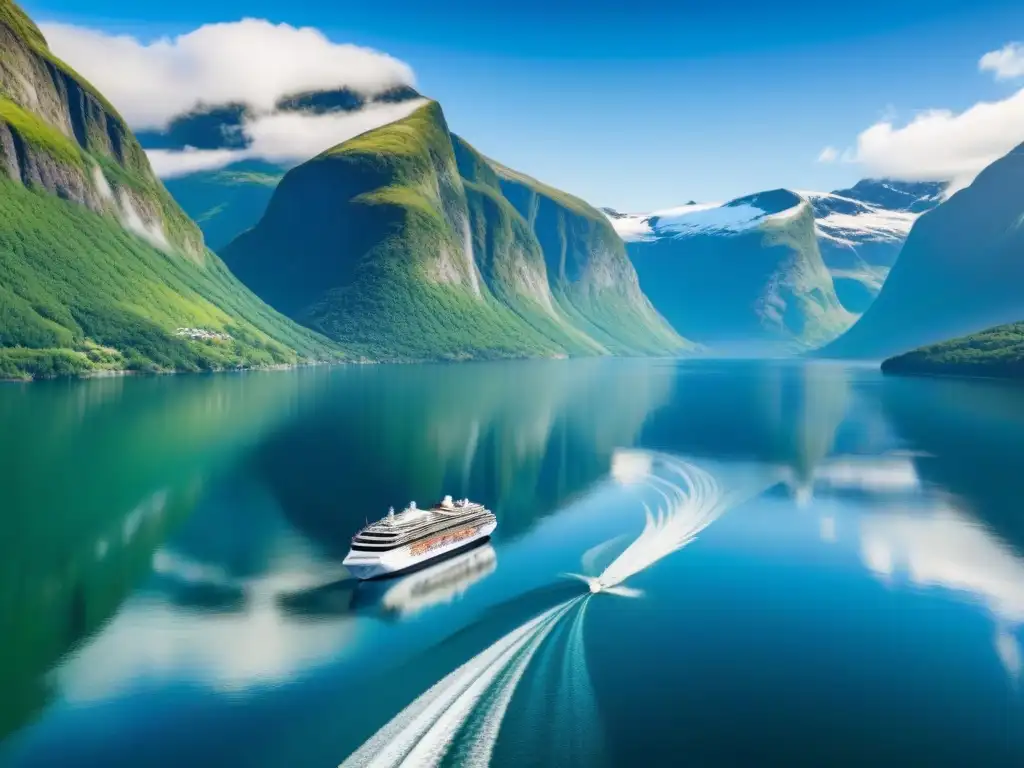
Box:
(342, 496, 496, 580)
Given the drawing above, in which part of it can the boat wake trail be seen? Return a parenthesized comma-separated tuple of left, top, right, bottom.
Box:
(340, 453, 765, 767)
(587, 451, 759, 594)
(340, 600, 580, 768)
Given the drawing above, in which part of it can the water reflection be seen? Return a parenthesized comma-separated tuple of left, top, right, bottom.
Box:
(786, 445, 1024, 682)
(879, 376, 1024, 681)
(376, 544, 498, 619)
(53, 483, 353, 701)
(342, 452, 780, 767)
(2, 360, 1024, 766)
(0, 372, 321, 738)
(247, 360, 674, 550)
(278, 543, 498, 621)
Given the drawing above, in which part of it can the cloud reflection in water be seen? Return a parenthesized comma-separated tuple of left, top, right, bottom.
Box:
(807, 453, 1024, 682)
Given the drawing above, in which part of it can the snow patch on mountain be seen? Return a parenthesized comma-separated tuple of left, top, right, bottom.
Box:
(604, 198, 810, 242)
(802, 191, 920, 246)
(604, 210, 659, 242)
(655, 202, 766, 236)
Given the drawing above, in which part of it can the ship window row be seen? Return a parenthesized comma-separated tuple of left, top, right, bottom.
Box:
(356, 513, 492, 542)
(352, 516, 492, 550)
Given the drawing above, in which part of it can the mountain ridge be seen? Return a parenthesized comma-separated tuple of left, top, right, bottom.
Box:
(608, 179, 944, 316)
(817, 144, 1024, 360)
(222, 100, 689, 361)
(619, 188, 852, 353)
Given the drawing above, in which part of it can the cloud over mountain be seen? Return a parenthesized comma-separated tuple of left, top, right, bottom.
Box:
(145, 101, 427, 178)
(40, 19, 424, 176)
(40, 19, 415, 128)
(818, 43, 1024, 191)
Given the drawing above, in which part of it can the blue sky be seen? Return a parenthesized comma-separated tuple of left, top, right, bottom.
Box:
(22, 0, 1024, 210)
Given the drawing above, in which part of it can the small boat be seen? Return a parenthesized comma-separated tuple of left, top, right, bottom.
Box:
(342, 495, 497, 580)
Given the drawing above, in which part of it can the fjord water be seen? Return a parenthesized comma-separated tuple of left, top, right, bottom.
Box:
(1, 361, 1022, 767)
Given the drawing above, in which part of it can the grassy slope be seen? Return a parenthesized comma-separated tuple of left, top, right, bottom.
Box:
(224, 101, 684, 360)
(0, 178, 340, 379)
(225, 103, 572, 360)
(0, 3, 201, 253)
(881, 322, 1024, 380)
(452, 136, 609, 355)
(0, 2, 342, 378)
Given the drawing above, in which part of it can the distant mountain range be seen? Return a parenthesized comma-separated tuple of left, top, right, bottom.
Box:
(820, 142, 1024, 362)
(608, 179, 944, 322)
(609, 189, 852, 353)
(804, 180, 944, 313)
(220, 101, 688, 361)
(0, 0, 341, 379)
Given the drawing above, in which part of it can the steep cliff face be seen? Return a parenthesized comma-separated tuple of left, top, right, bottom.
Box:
(491, 159, 684, 355)
(222, 101, 688, 360)
(819, 143, 1024, 360)
(0, 1, 342, 378)
(0, 3, 202, 256)
(623, 190, 852, 353)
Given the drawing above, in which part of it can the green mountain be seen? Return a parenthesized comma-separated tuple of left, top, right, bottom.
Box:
(621, 190, 852, 354)
(138, 88, 426, 251)
(0, 0, 341, 378)
(221, 101, 688, 361)
(881, 322, 1024, 380)
(818, 143, 1024, 360)
(162, 159, 284, 251)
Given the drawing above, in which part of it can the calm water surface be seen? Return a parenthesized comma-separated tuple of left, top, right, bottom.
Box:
(1, 360, 1022, 766)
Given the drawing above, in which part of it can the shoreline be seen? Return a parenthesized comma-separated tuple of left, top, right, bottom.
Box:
(0, 348, 667, 383)
(880, 366, 1023, 385)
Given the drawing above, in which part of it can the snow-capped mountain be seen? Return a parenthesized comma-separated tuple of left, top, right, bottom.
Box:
(829, 179, 945, 213)
(608, 179, 946, 315)
(804, 180, 945, 312)
(621, 189, 853, 354)
(818, 148, 1024, 360)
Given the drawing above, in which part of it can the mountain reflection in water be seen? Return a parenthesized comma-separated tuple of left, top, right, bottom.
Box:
(1, 360, 1023, 766)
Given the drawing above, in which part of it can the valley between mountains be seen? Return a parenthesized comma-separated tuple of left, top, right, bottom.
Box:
(1, 0, 1021, 380)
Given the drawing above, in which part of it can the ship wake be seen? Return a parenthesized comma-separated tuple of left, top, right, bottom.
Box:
(340, 452, 768, 768)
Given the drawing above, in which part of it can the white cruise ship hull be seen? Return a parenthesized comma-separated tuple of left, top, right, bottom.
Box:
(343, 520, 497, 580)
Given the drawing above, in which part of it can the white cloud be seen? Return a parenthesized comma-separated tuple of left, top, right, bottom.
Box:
(817, 146, 839, 163)
(244, 99, 427, 162)
(40, 19, 416, 129)
(39, 19, 428, 176)
(979, 42, 1024, 80)
(147, 147, 248, 178)
(144, 98, 428, 177)
(838, 88, 1024, 191)
(820, 44, 1024, 190)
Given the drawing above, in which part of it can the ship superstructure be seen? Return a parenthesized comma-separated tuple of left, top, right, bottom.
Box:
(342, 496, 496, 580)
